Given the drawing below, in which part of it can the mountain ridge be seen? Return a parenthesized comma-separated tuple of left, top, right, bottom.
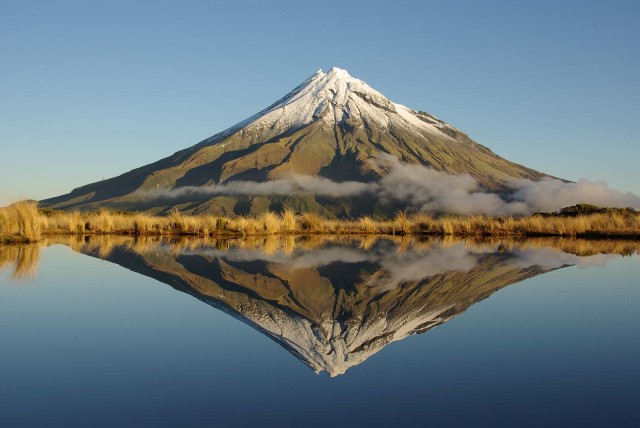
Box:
(42, 67, 550, 217)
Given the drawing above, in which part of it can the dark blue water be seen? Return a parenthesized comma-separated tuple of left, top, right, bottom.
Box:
(0, 238, 638, 427)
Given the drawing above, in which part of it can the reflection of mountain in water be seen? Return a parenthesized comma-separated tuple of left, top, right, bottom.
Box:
(65, 236, 628, 377)
(1, 236, 634, 375)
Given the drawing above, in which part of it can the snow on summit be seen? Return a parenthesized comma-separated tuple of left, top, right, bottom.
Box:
(210, 67, 453, 143)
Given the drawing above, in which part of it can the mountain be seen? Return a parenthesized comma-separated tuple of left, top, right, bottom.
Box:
(76, 236, 564, 376)
(42, 67, 549, 217)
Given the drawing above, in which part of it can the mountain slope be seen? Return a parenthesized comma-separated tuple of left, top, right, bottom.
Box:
(42, 67, 548, 216)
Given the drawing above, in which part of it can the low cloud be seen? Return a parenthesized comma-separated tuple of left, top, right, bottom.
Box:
(137, 154, 640, 215)
(372, 154, 640, 215)
(509, 178, 640, 214)
(137, 175, 375, 201)
(372, 155, 530, 215)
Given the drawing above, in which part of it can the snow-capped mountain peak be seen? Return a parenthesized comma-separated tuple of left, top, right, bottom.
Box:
(221, 66, 450, 142)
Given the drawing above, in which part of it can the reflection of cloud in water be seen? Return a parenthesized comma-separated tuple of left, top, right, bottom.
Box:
(369, 243, 482, 292)
(182, 245, 377, 269)
(181, 240, 623, 293)
(512, 247, 619, 269)
(181, 247, 293, 265)
(290, 247, 374, 270)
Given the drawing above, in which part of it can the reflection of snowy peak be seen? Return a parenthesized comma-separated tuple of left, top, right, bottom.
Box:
(43, 67, 549, 216)
(84, 242, 558, 377)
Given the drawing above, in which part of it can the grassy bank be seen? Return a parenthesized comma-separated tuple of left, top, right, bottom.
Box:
(1, 201, 640, 243)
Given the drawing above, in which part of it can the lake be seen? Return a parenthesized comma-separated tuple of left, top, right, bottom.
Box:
(1, 235, 639, 427)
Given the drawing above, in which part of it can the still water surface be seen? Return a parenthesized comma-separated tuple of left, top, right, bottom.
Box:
(1, 236, 639, 427)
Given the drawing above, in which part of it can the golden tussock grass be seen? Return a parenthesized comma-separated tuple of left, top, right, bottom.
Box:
(0, 201, 45, 242)
(281, 209, 297, 233)
(1, 202, 640, 243)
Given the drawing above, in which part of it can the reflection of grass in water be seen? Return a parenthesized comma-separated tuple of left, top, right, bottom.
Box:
(0, 244, 41, 281)
(357, 234, 380, 251)
(1, 234, 637, 284)
(50, 234, 640, 260)
(509, 237, 640, 257)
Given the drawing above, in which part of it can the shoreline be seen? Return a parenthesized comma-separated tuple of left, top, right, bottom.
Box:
(3, 229, 640, 244)
(2, 201, 639, 243)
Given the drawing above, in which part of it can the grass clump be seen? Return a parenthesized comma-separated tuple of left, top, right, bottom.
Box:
(0, 201, 44, 242)
(281, 210, 297, 233)
(259, 212, 282, 234)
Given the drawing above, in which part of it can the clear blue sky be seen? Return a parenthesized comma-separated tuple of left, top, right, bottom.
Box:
(1, 0, 638, 205)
